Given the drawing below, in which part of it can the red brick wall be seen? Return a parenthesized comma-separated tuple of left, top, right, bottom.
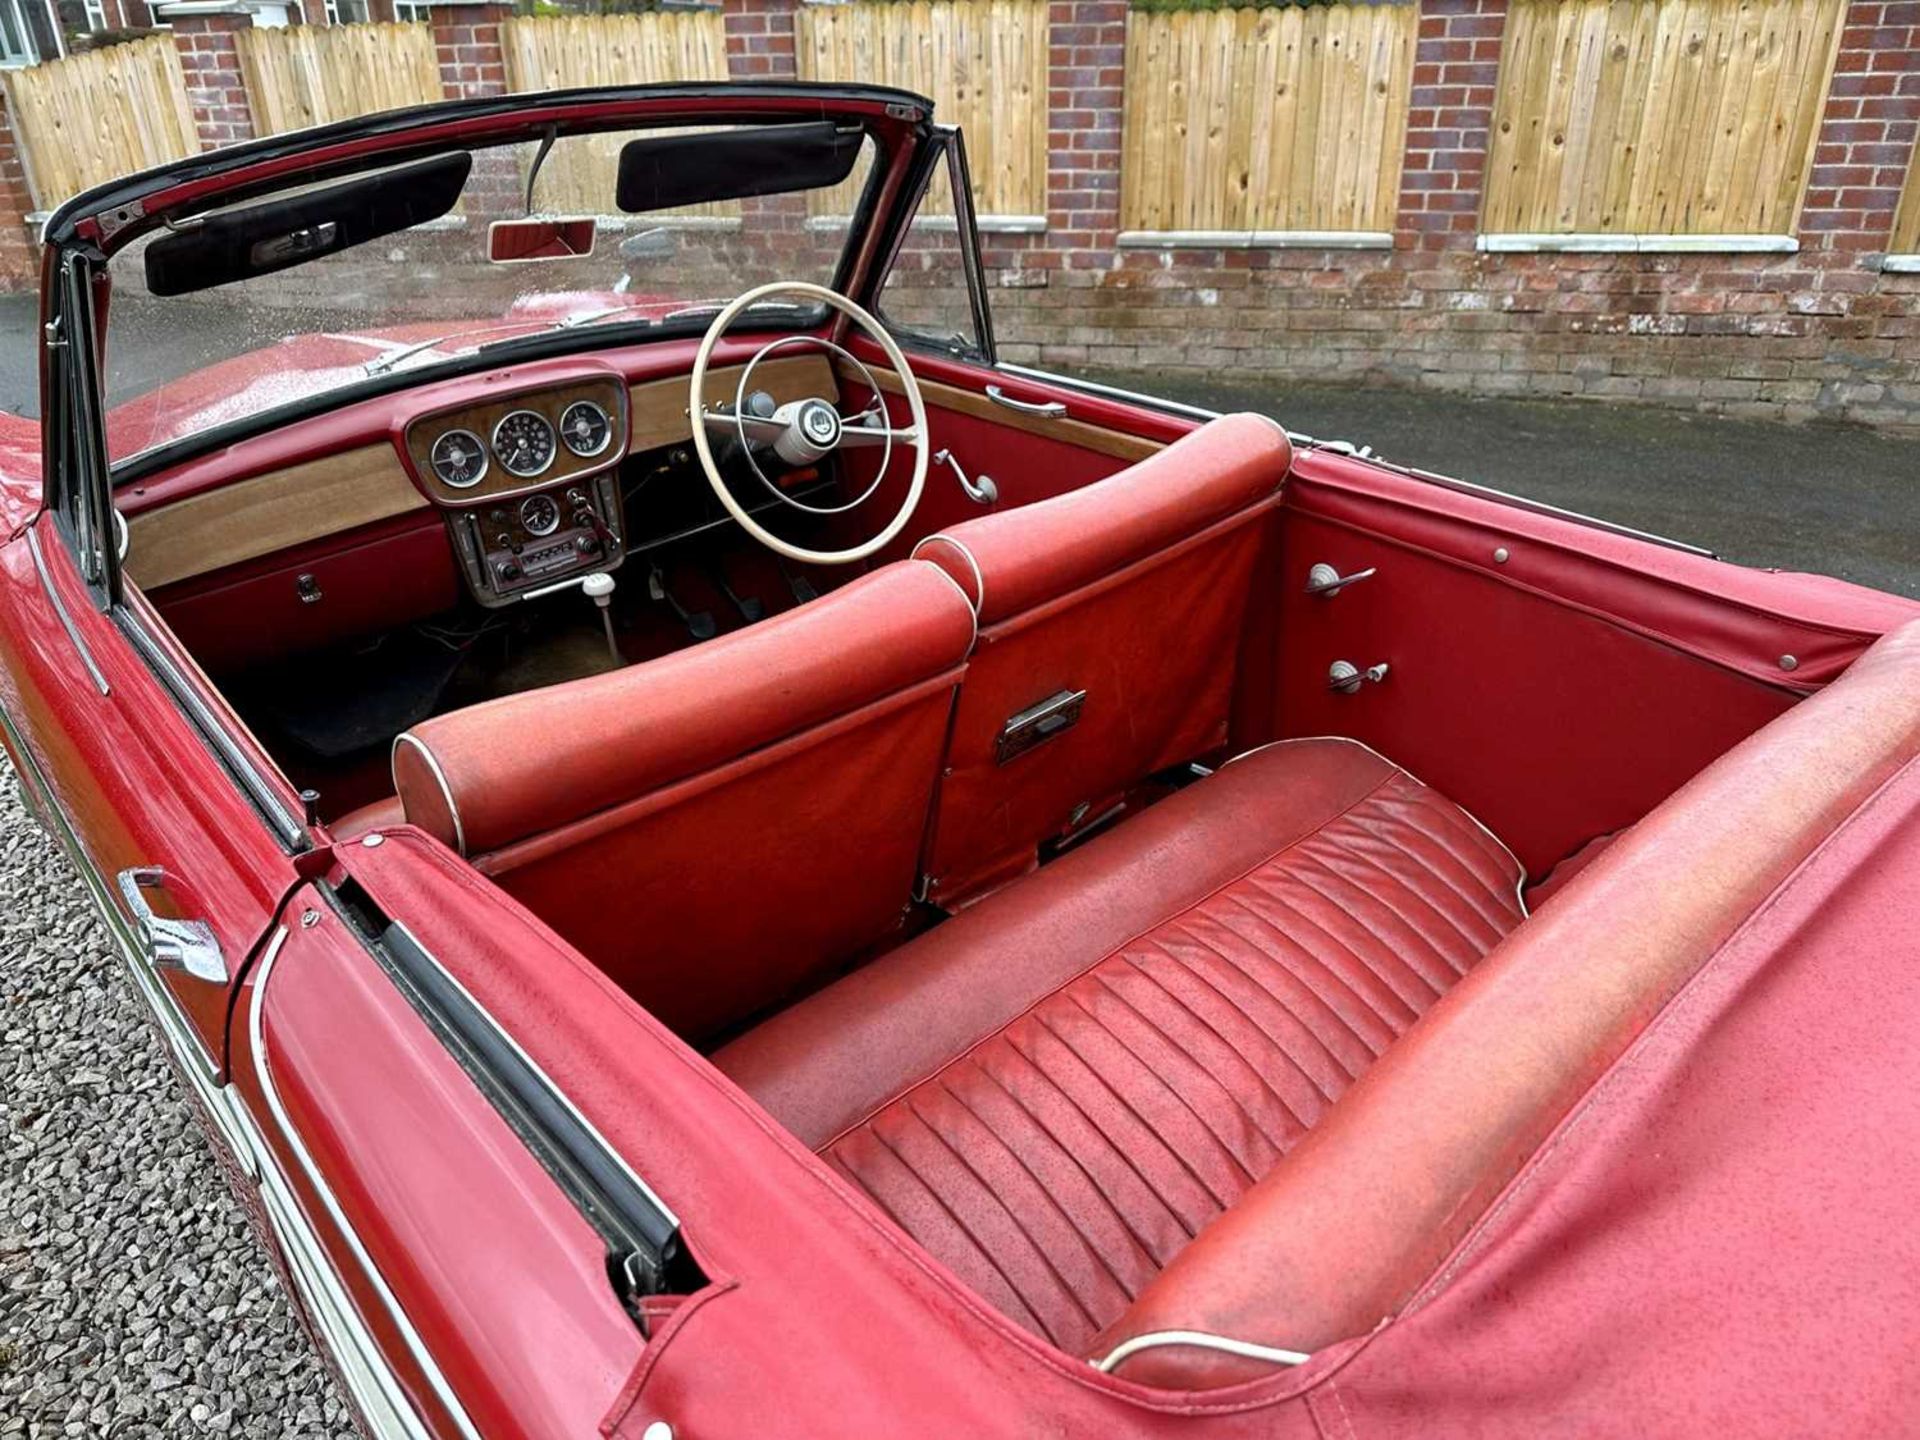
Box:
(1397, 0, 1505, 251)
(1800, 0, 1920, 253)
(171, 11, 257, 150)
(723, 0, 798, 79)
(431, 1, 510, 101)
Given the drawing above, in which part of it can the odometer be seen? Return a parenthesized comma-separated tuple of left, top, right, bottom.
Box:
(560, 400, 613, 458)
(428, 428, 487, 488)
(492, 409, 557, 478)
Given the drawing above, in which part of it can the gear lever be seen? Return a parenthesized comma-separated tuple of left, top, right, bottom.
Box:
(582, 572, 620, 665)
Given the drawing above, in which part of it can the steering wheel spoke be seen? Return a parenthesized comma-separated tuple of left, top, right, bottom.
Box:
(700, 407, 787, 442)
(837, 419, 919, 449)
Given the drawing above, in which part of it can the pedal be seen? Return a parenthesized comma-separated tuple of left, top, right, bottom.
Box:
(706, 559, 766, 623)
(777, 556, 819, 605)
(649, 566, 717, 642)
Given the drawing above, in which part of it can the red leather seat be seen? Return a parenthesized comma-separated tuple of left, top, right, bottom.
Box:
(912, 412, 1291, 903)
(374, 561, 977, 1041)
(712, 736, 1526, 1357)
(718, 619, 1920, 1390)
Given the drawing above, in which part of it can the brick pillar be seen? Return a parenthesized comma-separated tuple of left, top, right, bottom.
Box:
(431, 0, 510, 100)
(1046, 0, 1126, 264)
(159, 2, 259, 150)
(1798, 0, 1920, 255)
(0, 93, 41, 291)
(1396, 0, 1508, 251)
(723, 0, 798, 79)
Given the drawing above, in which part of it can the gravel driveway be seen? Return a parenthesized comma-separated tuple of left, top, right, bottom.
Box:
(0, 761, 355, 1438)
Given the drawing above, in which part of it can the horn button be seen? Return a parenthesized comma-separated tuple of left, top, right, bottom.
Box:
(774, 399, 843, 466)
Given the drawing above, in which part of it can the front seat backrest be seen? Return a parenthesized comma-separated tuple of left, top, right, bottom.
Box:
(390, 560, 977, 1042)
(913, 412, 1291, 903)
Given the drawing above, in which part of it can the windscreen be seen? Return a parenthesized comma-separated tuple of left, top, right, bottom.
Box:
(101, 121, 879, 468)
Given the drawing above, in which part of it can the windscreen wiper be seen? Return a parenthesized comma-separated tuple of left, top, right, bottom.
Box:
(468, 299, 822, 361)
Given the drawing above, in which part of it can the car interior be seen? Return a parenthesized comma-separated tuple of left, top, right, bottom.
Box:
(96, 111, 1920, 1385)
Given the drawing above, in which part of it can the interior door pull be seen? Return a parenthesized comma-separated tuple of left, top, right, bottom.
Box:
(985, 385, 1067, 419)
(117, 867, 227, 983)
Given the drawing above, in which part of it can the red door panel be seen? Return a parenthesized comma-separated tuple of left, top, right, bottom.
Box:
(0, 524, 297, 1068)
(1269, 451, 1920, 876)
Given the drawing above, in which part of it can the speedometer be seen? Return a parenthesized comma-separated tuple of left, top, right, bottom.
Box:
(428, 428, 488, 488)
(492, 409, 557, 478)
(559, 400, 613, 458)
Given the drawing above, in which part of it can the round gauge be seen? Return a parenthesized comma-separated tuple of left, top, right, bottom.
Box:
(519, 493, 561, 537)
(559, 400, 613, 458)
(492, 409, 557, 479)
(428, 428, 488, 488)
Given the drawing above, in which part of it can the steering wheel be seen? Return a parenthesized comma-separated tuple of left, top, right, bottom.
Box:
(688, 281, 929, 566)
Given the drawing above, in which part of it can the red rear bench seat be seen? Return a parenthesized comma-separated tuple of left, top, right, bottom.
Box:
(712, 736, 1526, 1358)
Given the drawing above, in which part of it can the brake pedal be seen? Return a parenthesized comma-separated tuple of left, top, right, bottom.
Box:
(649, 566, 717, 642)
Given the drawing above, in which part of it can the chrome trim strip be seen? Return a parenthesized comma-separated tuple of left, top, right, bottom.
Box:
(27, 525, 109, 696)
(251, 923, 482, 1440)
(992, 365, 1717, 558)
(387, 919, 681, 1232)
(996, 364, 1227, 427)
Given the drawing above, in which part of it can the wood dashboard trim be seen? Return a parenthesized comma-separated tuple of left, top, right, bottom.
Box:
(124, 445, 429, 591)
(632, 354, 838, 453)
(855, 368, 1164, 463)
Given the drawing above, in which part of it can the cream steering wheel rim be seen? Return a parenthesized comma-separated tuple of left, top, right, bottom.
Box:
(688, 281, 929, 567)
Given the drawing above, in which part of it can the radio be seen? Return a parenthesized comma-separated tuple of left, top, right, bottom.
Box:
(447, 472, 625, 606)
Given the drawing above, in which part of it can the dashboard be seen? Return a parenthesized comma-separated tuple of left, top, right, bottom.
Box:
(400, 373, 632, 606)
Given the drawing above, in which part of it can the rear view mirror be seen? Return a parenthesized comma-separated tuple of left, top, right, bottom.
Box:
(616, 122, 863, 214)
(489, 216, 598, 264)
(144, 153, 471, 297)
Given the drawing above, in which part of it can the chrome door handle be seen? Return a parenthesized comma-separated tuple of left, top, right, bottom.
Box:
(985, 384, 1067, 419)
(117, 867, 227, 984)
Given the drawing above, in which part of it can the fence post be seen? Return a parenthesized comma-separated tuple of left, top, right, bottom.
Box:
(1798, 0, 1920, 255)
(0, 92, 40, 289)
(158, 1, 259, 150)
(430, 0, 511, 100)
(1395, 0, 1507, 251)
(1045, 0, 1126, 264)
(723, 0, 799, 80)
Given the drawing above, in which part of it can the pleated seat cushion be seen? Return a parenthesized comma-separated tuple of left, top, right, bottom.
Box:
(713, 738, 1526, 1356)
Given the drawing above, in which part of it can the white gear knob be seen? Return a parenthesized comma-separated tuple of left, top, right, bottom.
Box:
(582, 572, 616, 607)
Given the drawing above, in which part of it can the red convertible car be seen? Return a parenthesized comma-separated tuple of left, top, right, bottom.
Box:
(1, 83, 1917, 1439)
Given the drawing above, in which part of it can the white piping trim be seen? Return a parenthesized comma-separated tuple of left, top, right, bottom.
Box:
(250, 925, 482, 1440)
(1094, 1329, 1311, 1374)
(912, 534, 986, 616)
(392, 733, 465, 857)
(1225, 736, 1530, 918)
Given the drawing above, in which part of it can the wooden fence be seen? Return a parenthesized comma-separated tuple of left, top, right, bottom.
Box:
(1483, 0, 1847, 237)
(1895, 165, 1920, 257)
(501, 13, 729, 216)
(1120, 4, 1416, 236)
(797, 0, 1049, 219)
(0, 36, 198, 210)
(237, 23, 443, 137)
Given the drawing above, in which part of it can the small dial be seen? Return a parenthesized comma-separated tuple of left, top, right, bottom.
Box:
(519, 493, 561, 537)
(429, 428, 488, 488)
(559, 400, 613, 458)
(492, 409, 557, 479)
